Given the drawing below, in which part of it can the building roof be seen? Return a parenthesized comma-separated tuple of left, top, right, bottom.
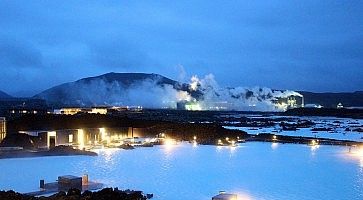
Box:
(212, 193, 237, 200)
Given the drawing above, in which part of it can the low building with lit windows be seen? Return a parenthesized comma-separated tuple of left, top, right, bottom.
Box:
(19, 127, 150, 149)
(0, 117, 6, 142)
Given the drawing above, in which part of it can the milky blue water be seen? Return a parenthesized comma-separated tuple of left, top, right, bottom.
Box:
(0, 142, 362, 200)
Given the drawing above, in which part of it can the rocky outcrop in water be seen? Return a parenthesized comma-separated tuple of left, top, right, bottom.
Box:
(0, 188, 148, 200)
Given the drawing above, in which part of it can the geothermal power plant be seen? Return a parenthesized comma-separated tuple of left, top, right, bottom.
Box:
(176, 94, 304, 111)
(3, 72, 363, 116)
(30, 72, 305, 112)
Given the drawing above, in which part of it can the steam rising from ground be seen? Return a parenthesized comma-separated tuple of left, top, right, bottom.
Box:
(39, 73, 302, 111)
(61, 78, 180, 109)
(186, 74, 302, 111)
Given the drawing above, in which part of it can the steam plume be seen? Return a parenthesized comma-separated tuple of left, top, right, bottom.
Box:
(37, 73, 302, 111)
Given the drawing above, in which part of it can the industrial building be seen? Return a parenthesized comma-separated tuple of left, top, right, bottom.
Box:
(305, 104, 323, 108)
(177, 100, 202, 111)
(273, 95, 304, 111)
(0, 117, 6, 143)
(53, 108, 82, 115)
(52, 106, 143, 115)
(53, 107, 108, 115)
(177, 100, 231, 111)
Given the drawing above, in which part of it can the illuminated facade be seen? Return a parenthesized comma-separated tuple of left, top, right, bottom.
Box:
(38, 127, 149, 149)
(273, 95, 304, 111)
(53, 107, 108, 115)
(305, 104, 323, 108)
(54, 108, 82, 115)
(0, 117, 6, 142)
(89, 108, 108, 115)
(9, 109, 40, 114)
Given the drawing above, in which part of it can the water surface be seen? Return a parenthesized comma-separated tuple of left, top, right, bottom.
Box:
(0, 143, 362, 200)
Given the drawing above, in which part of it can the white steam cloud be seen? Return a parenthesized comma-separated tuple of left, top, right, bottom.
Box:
(40, 73, 303, 111)
(185, 74, 302, 111)
(65, 78, 180, 109)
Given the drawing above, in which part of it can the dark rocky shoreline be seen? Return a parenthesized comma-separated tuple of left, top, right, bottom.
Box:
(1, 112, 362, 156)
(245, 133, 359, 146)
(0, 188, 148, 200)
(0, 145, 97, 159)
(285, 108, 363, 119)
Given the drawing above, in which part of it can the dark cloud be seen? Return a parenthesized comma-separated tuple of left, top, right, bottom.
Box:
(0, 37, 43, 69)
(89, 39, 152, 70)
(0, 0, 362, 96)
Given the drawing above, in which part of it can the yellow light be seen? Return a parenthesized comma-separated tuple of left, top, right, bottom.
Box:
(163, 139, 178, 153)
(99, 128, 106, 141)
(68, 134, 73, 143)
(47, 131, 56, 148)
(106, 136, 111, 145)
(78, 129, 85, 149)
(348, 146, 363, 159)
(193, 136, 197, 140)
(346, 146, 363, 168)
(358, 148, 363, 157)
(273, 135, 277, 140)
(226, 137, 229, 141)
(311, 140, 318, 146)
(164, 139, 176, 146)
(235, 191, 253, 200)
(90, 108, 107, 115)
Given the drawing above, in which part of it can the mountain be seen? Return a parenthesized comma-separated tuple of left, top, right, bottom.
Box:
(299, 91, 363, 108)
(34, 72, 363, 109)
(34, 72, 191, 107)
(79, 72, 179, 86)
(0, 90, 12, 99)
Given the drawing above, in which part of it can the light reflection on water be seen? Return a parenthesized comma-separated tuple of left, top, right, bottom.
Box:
(271, 142, 279, 150)
(0, 142, 362, 200)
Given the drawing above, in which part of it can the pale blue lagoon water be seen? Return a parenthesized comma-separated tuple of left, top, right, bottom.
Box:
(0, 142, 362, 200)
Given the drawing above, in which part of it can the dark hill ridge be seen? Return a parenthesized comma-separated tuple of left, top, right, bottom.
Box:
(79, 72, 179, 86)
(32, 72, 363, 108)
(299, 91, 363, 108)
(0, 90, 12, 99)
(34, 72, 191, 107)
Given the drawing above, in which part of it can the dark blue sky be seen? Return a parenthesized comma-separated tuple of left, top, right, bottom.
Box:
(1, 0, 362, 96)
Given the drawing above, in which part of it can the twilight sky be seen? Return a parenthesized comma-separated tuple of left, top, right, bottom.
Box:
(0, 0, 362, 96)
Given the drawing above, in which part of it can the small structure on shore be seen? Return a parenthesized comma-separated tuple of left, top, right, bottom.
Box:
(212, 191, 237, 200)
(26, 174, 103, 196)
(57, 175, 83, 191)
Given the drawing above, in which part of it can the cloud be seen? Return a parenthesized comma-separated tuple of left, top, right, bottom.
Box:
(88, 39, 150, 70)
(0, 37, 43, 69)
(0, 0, 362, 95)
